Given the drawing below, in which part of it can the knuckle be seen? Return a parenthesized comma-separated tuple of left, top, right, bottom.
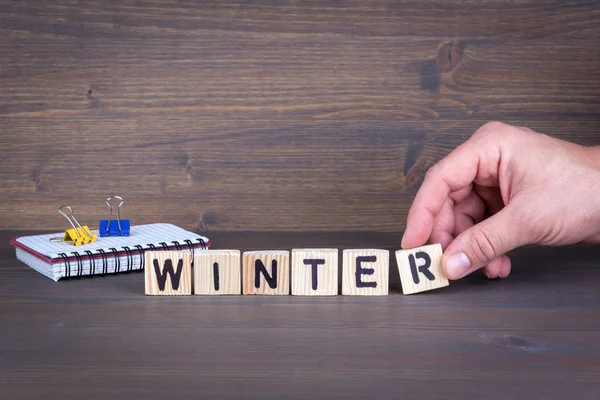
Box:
(474, 121, 507, 136)
(468, 229, 499, 264)
(471, 121, 527, 151)
(424, 162, 442, 180)
(474, 121, 527, 142)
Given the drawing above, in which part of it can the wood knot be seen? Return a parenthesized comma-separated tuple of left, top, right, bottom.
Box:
(435, 40, 464, 73)
(404, 158, 428, 189)
(86, 86, 102, 108)
(403, 139, 428, 189)
(197, 211, 221, 231)
(419, 40, 465, 92)
(31, 164, 44, 191)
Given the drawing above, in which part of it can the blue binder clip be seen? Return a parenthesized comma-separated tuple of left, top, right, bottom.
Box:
(99, 195, 130, 237)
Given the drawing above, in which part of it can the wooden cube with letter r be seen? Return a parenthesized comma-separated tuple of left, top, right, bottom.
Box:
(145, 251, 192, 295)
(395, 244, 449, 295)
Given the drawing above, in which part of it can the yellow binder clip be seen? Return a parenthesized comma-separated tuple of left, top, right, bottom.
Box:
(58, 205, 97, 246)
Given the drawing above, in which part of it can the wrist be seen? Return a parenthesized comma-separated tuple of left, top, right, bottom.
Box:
(587, 145, 600, 240)
(592, 146, 600, 169)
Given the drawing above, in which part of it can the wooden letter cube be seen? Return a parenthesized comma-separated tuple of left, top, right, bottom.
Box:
(291, 249, 338, 296)
(194, 250, 241, 295)
(342, 249, 389, 296)
(145, 251, 192, 295)
(395, 244, 449, 295)
(243, 250, 290, 295)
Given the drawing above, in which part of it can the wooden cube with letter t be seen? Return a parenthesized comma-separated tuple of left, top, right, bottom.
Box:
(395, 244, 449, 295)
(243, 250, 290, 295)
(145, 251, 192, 295)
(342, 249, 389, 295)
(291, 248, 338, 296)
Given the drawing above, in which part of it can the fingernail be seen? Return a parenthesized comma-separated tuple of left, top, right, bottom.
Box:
(400, 231, 407, 248)
(445, 252, 471, 279)
(483, 270, 490, 279)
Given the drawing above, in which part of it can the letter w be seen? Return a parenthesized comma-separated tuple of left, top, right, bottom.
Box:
(153, 258, 183, 291)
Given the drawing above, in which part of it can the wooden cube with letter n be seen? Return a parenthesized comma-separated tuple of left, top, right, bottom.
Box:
(342, 249, 389, 295)
(243, 250, 290, 295)
(395, 244, 449, 295)
(145, 251, 192, 295)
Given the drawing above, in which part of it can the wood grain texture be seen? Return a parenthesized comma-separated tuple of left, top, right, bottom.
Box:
(194, 249, 241, 295)
(242, 250, 290, 295)
(1, 1, 600, 233)
(291, 248, 338, 296)
(342, 249, 389, 296)
(396, 244, 450, 295)
(144, 250, 191, 295)
(3, 230, 600, 399)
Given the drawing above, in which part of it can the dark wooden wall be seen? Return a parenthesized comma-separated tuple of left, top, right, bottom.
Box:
(1, 1, 599, 233)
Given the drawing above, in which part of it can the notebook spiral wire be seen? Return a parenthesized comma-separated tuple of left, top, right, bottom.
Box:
(56, 238, 207, 277)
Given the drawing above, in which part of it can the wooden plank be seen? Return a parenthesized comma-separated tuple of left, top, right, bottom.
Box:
(194, 249, 241, 295)
(144, 250, 192, 295)
(1, 2, 598, 45)
(291, 248, 338, 296)
(2, 119, 599, 232)
(1, 1, 599, 233)
(0, 1, 591, 38)
(2, 38, 600, 120)
(341, 249, 389, 296)
(242, 250, 290, 295)
(396, 244, 449, 295)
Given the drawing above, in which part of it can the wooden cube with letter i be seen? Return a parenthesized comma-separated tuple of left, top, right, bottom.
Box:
(395, 244, 449, 295)
(194, 249, 241, 295)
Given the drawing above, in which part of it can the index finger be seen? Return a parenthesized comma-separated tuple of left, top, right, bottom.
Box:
(401, 127, 503, 249)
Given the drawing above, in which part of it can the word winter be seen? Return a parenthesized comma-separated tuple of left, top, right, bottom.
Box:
(144, 244, 449, 296)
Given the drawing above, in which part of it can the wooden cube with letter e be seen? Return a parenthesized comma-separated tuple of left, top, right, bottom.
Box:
(342, 249, 389, 296)
(395, 244, 449, 295)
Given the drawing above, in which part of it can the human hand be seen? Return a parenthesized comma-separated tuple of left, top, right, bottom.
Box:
(401, 121, 600, 280)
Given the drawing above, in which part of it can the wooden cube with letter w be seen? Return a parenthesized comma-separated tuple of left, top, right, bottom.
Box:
(145, 251, 192, 295)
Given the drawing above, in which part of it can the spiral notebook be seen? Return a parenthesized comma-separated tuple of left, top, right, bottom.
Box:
(10, 223, 210, 281)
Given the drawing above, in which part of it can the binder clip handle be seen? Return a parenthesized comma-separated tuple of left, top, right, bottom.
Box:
(106, 195, 124, 233)
(100, 195, 130, 237)
(58, 205, 97, 246)
(59, 205, 92, 240)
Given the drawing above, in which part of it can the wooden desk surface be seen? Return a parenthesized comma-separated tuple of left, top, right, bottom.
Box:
(1, 230, 599, 399)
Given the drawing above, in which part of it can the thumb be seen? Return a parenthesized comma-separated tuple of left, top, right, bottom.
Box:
(442, 205, 530, 279)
